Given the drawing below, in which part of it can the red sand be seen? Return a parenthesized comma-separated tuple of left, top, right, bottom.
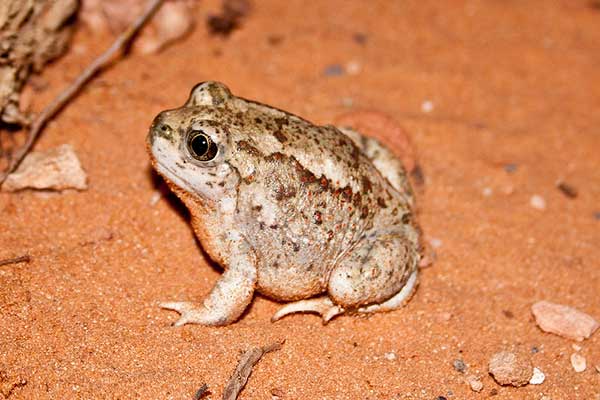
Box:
(1, 1, 599, 398)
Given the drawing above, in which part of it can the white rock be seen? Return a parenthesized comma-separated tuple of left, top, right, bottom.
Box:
(421, 100, 434, 113)
(2, 144, 87, 191)
(531, 301, 599, 341)
(466, 375, 483, 392)
(384, 352, 397, 361)
(529, 367, 545, 385)
(570, 353, 586, 373)
(530, 195, 546, 210)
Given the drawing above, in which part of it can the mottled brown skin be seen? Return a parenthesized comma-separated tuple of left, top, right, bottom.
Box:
(147, 82, 420, 326)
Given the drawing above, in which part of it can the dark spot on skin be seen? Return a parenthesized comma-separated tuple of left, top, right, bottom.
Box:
(313, 211, 323, 225)
(327, 230, 334, 241)
(243, 174, 255, 184)
(254, 117, 262, 124)
(236, 140, 261, 156)
(273, 130, 287, 143)
(266, 152, 285, 162)
(401, 213, 411, 224)
(205, 182, 213, 188)
(319, 176, 329, 191)
(274, 117, 289, 128)
(292, 242, 300, 252)
(274, 184, 297, 201)
(392, 207, 399, 216)
(502, 310, 514, 319)
(352, 192, 362, 207)
(259, 222, 265, 230)
(252, 205, 263, 211)
(360, 206, 369, 219)
(175, 162, 184, 169)
(270, 224, 279, 229)
(377, 197, 387, 208)
(288, 156, 317, 184)
(218, 181, 225, 187)
(307, 263, 314, 271)
(341, 186, 353, 203)
(273, 261, 279, 268)
(361, 176, 373, 193)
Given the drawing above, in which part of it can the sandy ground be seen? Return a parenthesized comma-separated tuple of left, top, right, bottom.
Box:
(1, 1, 599, 399)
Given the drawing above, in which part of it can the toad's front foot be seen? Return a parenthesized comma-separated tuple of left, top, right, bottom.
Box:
(159, 301, 229, 326)
(271, 297, 344, 324)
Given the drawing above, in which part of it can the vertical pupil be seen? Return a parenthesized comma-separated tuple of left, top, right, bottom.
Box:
(191, 134, 209, 156)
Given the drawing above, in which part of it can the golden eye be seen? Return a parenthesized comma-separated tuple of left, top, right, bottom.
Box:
(188, 130, 218, 161)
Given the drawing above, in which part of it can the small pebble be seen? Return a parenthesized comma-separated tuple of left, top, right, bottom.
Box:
(503, 163, 518, 173)
(595, 364, 600, 373)
(149, 191, 162, 206)
(488, 350, 533, 387)
(556, 181, 578, 198)
(323, 64, 344, 76)
(346, 60, 361, 75)
(453, 359, 467, 373)
(572, 344, 582, 351)
(570, 353, 586, 372)
(482, 187, 493, 197)
(421, 100, 434, 113)
(434, 397, 447, 400)
(531, 300, 599, 341)
(429, 237, 443, 249)
(529, 367, 545, 385)
(531, 346, 539, 354)
(384, 352, 397, 361)
(466, 375, 483, 392)
(352, 32, 368, 45)
(530, 195, 546, 210)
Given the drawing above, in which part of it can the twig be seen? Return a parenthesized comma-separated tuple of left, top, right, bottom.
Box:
(0, 254, 31, 267)
(192, 383, 210, 400)
(0, 0, 165, 185)
(222, 340, 284, 400)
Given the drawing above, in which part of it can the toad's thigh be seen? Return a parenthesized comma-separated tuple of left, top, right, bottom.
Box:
(328, 233, 418, 308)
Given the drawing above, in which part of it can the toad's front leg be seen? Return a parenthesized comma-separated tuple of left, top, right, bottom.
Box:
(160, 244, 257, 326)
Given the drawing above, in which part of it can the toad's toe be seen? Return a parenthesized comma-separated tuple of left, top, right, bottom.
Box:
(271, 297, 344, 324)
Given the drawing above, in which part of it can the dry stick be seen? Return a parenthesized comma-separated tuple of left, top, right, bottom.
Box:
(222, 341, 284, 400)
(0, 0, 165, 185)
(0, 255, 31, 267)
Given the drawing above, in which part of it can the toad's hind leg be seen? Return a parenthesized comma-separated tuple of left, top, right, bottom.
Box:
(271, 296, 344, 323)
(271, 233, 419, 323)
(358, 269, 418, 313)
(328, 232, 419, 312)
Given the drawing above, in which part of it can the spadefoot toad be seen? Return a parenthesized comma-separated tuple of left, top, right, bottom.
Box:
(147, 82, 420, 326)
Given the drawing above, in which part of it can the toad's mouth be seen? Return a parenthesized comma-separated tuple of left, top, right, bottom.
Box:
(154, 161, 197, 195)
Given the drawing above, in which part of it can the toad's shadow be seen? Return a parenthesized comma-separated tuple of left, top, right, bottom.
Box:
(147, 166, 222, 275)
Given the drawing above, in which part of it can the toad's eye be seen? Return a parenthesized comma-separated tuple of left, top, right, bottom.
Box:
(187, 130, 218, 161)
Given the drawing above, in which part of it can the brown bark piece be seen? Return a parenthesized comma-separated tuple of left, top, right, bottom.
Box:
(222, 341, 283, 400)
